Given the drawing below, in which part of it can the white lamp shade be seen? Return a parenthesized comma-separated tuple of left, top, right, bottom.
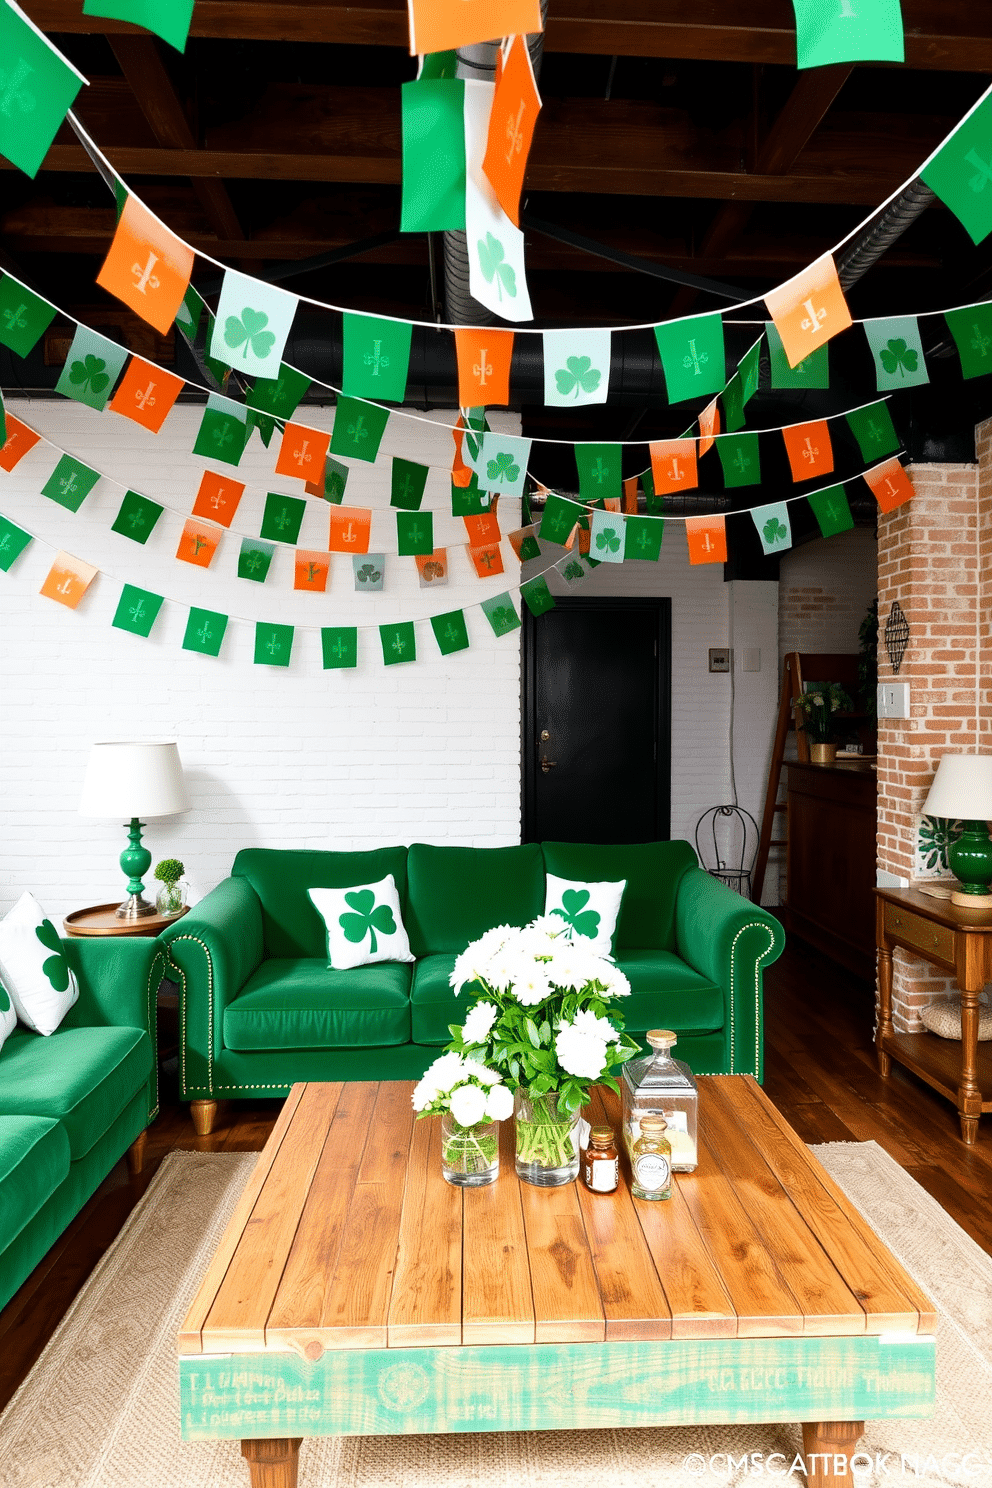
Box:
(79, 741, 190, 819)
(922, 754, 992, 822)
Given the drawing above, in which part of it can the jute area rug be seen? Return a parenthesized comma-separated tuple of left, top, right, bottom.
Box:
(1, 1143, 991, 1488)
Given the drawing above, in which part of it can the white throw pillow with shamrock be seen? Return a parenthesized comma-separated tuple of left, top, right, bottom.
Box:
(0, 891, 79, 1036)
(544, 874, 626, 957)
(0, 975, 16, 1053)
(309, 875, 415, 970)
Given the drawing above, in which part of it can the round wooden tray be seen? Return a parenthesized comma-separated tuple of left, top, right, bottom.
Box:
(63, 902, 189, 937)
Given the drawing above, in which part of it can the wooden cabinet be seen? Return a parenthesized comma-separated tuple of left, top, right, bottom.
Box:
(785, 761, 877, 979)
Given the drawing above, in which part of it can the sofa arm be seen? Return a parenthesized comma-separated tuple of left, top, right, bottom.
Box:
(62, 935, 167, 1036)
(159, 876, 264, 1096)
(674, 867, 785, 1082)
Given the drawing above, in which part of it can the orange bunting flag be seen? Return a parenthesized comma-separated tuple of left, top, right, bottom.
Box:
(275, 422, 331, 481)
(649, 439, 698, 495)
(328, 505, 372, 554)
(469, 542, 504, 578)
(577, 526, 591, 555)
(40, 550, 97, 608)
(697, 400, 720, 458)
(685, 516, 728, 566)
(176, 518, 221, 568)
(623, 476, 638, 514)
(482, 34, 541, 227)
(0, 414, 41, 472)
(455, 328, 514, 407)
(865, 457, 915, 514)
(781, 419, 834, 481)
(96, 196, 195, 337)
(294, 550, 330, 591)
(109, 357, 184, 434)
(416, 549, 448, 585)
(764, 253, 852, 371)
(407, 0, 541, 58)
(604, 496, 621, 513)
(192, 470, 245, 528)
(464, 509, 501, 546)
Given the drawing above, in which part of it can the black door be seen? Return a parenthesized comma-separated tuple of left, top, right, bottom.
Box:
(521, 597, 671, 844)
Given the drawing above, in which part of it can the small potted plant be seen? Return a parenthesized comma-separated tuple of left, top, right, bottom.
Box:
(792, 683, 854, 764)
(153, 858, 187, 917)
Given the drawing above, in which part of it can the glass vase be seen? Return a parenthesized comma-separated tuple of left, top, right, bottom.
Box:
(155, 880, 187, 916)
(514, 1088, 580, 1187)
(440, 1112, 499, 1187)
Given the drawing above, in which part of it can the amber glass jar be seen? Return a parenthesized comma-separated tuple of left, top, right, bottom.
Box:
(583, 1125, 619, 1193)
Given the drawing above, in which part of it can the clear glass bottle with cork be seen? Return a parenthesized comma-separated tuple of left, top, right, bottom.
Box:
(631, 1115, 672, 1201)
(621, 1028, 698, 1173)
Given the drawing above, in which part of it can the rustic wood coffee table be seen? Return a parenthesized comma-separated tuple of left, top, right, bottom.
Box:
(178, 1077, 936, 1488)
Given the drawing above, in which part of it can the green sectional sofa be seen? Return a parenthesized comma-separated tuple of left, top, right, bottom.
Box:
(0, 934, 165, 1313)
(161, 841, 785, 1134)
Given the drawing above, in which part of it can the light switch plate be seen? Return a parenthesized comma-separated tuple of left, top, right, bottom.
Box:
(709, 648, 731, 673)
(877, 681, 911, 718)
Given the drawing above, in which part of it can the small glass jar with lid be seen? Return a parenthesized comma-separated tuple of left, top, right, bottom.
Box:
(621, 1028, 698, 1173)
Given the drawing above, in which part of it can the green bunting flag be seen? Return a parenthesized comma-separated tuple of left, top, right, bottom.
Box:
(238, 537, 275, 582)
(722, 374, 746, 433)
(0, 388, 5, 446)
(624, 515, 663, 562)
(111, 490, 163, 545)
(450, 472, 493, 516)
(391, 457, 429, 510)
(0, 513, 31, 571)
(55, 325, 128, 412)
(766, 321, 829, 389)
(193, 395, 249, 467)
(112, 584, 163, 638)
(575, 443, 621, 502)
(41, 455, 100, 512)
(330, 396, 389, 463)
(791, 0, 903, 70)
(846, 401, 900, 461)
(477, 432, 531, 497)
(255, 622, 294, 667)
(183, 607, 228, 657)
(921, 94, 992, 246)
(248, 364, 311, 421)
(718, 433, 761, 488)
(0, 274, 56, 358)
(396, 510, 434, 555)
(520, 575, 555, 616)
(354, 554, 384, 591)
(751, 500, 792, 556)
(260, 491, 306, 545)
(539, 494, 583, 546)
(739, 338, 762, 404)
(175, 285, 202, 340)
(82, 0, 194, 52)
(342, 314, 412, 403)
(200, 311, 231, 390)
(419, 51, 458, 80)
(864, 316, 929, 391)
(589, 508, 625, 564)
(381, 620, 416, 665)
(432, 608, 470, 655)
(542, 329, 611, 408)
(400, 78, 466, 233)
(322, 627, 358, 669)
(945, 304, 992, 380)
(654, 314, 725, 403)
(210, 270, 299, 379)
(481, 592, 521, 638)
(319, 457, 349, 504)
(0, 4, 85, 177)
(808, 485, 854, 538)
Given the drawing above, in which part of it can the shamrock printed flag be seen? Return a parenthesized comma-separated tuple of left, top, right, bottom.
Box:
(697, 398, 721, 457)
(431, 609, 469, 655)
(468, 542, 504, 578)
(342, 314, 412, 403)
(557, 553, 590, 587)
(481, 592, 520, 638)
(260, 492, 306, 545)
(82, 0, 195, 53)
(330, 397, 389, 463)
(0, 3, 85, 177)
(482, 34, 541, 227)
(97, 195, 194, 336)
(40, 550, 97, 608)
(654, 314, 725, 403)
(455, 327, 514, 407)
(248, 364, 311, 422)
(400, 78, 466, 233)
(539, 493, 583, 546)
(55, 325, 128, 412)
(308, 456, 349, 504)
(509, 524, 541, 562)
(751, 501, 793, 557)
(649, 438, 698, 495)
(520, 575, 554, 617)
(396, 510, 434, 556)
(864, 316, 929, 392)
(192, 470, 244, 527)
(255, 622, 294, 668)
(391, 457, 429, 510)
(416, 549, 448, 586)
(381, 620, 415, 666)
(575, 442, 621, 502)
(685, 516, 727, 566)
(275, 421, 331, 482)
(354, 555, 384, 590)
(589, 508, 625, 565)
(791, 0, 903, 69)
(193, 395, 250, 467)
(464, 81, 532, 323)
(112, 584, 163, 638)
(41, 455, 100, 513)
(543, 329, 610, 408)
(864, 456, 915, 513)
(717, 433, 761, 489)
(407, 0, 541, 58)
(808, 485, 854, 538)
(329, 505, 372, 555)
(477, 431, 530, 496)
(109, 356, 184, 433)
(765, 254, 852, 370)
(0, 514, 31, 571)
(0, 274, 56, 358)
(624, 515, 663, 562)
(847, 401, 900, 461)
(183, 608, 228, 658)
(237, 537, 275, 583)
(782, 419, 834, 481)
(111, 490, 163, 545)
(945, 304, 992, 380)
(0, 413, 39, 471)
(921, 93, 992, 246)
(765, 321, 829, 390)
(176, 518, 221, 568)
(294, 550, 330, 592)
(211, 271, 298, 378)
(321, 627, 358, 669)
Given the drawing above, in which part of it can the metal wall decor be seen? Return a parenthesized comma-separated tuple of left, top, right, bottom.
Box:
(884, 600, 910, 673)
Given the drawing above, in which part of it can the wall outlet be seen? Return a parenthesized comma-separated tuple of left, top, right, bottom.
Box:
(709, 648, 731, 673)
(877, 681, 911, 718)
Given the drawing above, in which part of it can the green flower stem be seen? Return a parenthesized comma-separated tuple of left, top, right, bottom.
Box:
(515, 1095, 577, 1169)
(442, 1121, 498, 1175)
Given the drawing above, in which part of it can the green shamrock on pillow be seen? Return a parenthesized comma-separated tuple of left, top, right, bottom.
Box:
(551, 889, 601, 940)
(339, 891, 396, 955)
(0, 981, 10, 1013)
(35, 918, 71, 992)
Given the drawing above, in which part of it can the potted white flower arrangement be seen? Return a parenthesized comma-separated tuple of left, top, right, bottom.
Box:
(412, 1051, 513, 1187)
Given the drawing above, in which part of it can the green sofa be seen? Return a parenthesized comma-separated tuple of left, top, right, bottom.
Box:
(0, 934, 165, 1313)
(160, 841, 785, 1134)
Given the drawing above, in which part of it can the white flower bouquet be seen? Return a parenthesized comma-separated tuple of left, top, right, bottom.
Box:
(412, 1051, 513, 1181)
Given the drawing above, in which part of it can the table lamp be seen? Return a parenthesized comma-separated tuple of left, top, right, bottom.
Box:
(79, 741, 191, 919)
(922, 754, 992, 911)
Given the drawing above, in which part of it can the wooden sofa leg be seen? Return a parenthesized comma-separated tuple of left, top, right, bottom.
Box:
(191, 1099, 219, 1137)
(127, 1131, 147, 1177)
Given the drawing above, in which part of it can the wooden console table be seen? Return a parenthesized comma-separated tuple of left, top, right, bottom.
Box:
(875, 886, 992, 1143)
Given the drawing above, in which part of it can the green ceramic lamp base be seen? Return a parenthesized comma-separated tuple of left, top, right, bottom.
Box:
(949, 821, 992, 910)
(116, 817, 156, 919)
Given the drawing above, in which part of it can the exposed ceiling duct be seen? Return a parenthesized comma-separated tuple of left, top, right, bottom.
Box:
(836, 179, 936, 290)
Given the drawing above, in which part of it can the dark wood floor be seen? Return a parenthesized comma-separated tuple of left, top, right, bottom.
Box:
(2, 934, 991, 1412)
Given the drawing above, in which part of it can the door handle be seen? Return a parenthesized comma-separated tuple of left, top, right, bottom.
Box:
(540, 757, 558, 774)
